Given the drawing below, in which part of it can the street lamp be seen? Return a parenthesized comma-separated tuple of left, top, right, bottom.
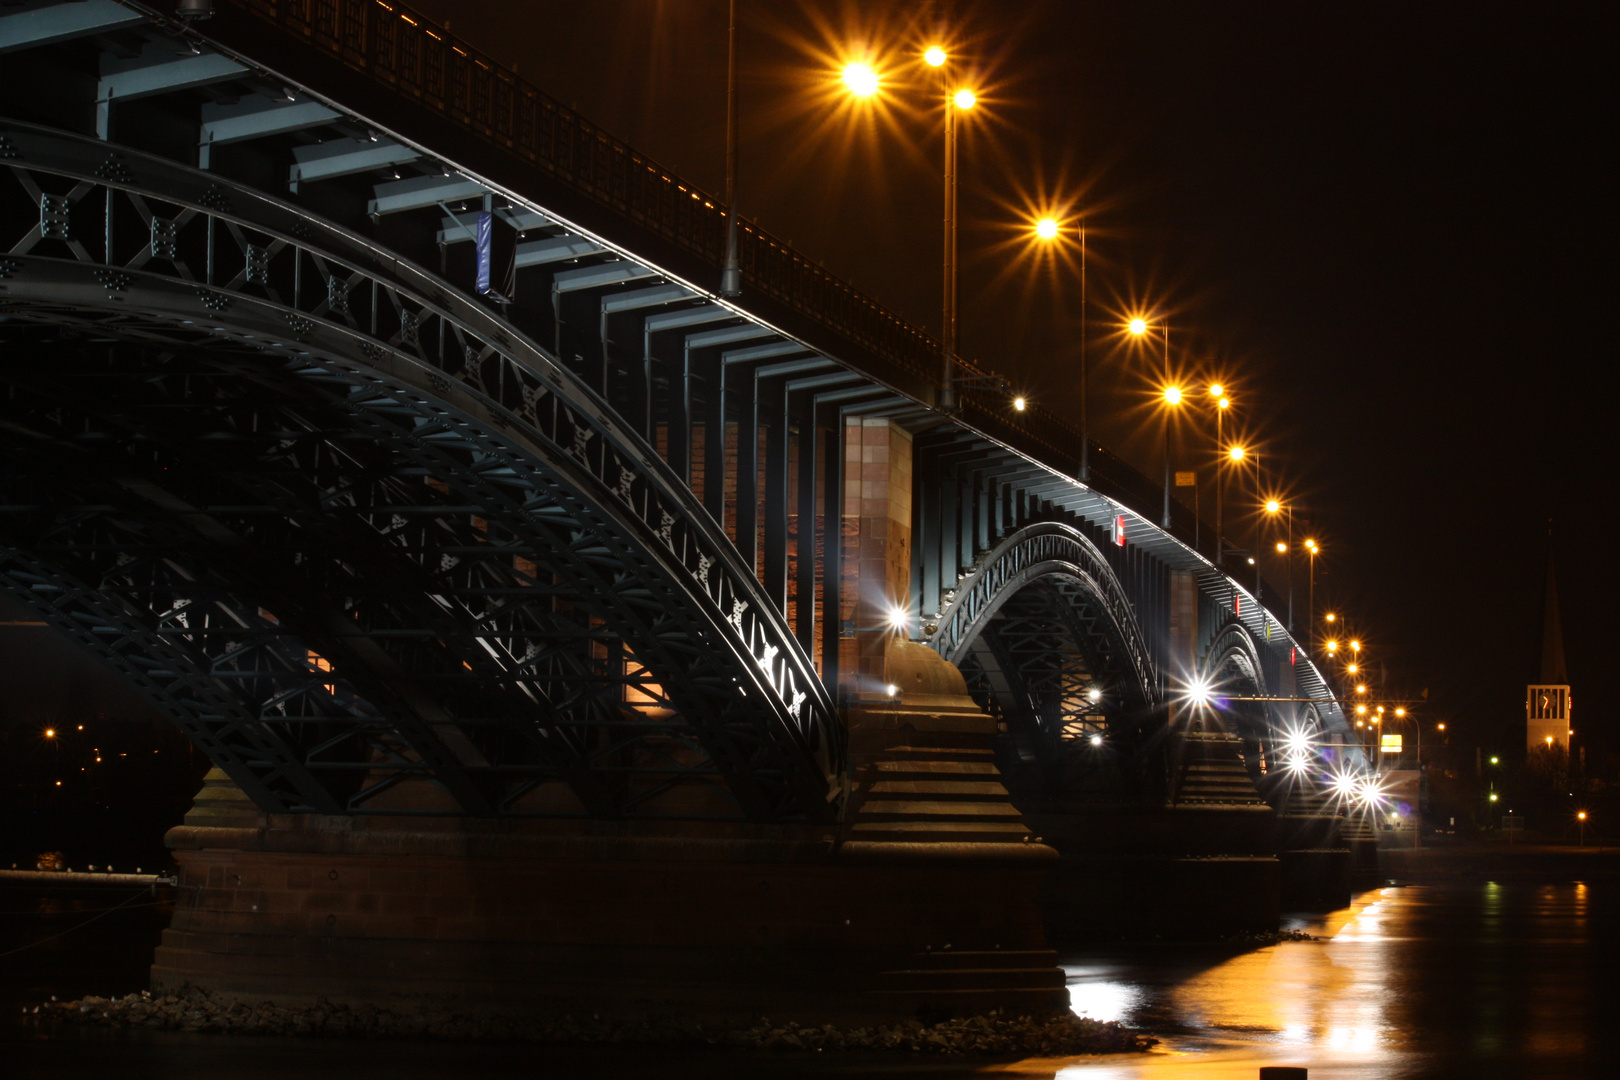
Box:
(1031, 216, 1089, 479)
(1303, 538, 1319, 651)
(720, 0, 743, 297)
(1128, 315, 1179, 528)
(839, 48, 977, 414)
(1212, 386, 1232, 564)
(1223, 443, 1245, 564)
(937, 53, 975, 413)
(1265, 498, 1294, 630)
(1225, 444, 1266, 602)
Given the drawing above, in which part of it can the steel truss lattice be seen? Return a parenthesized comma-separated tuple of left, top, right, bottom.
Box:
(0, 121, 841, 822)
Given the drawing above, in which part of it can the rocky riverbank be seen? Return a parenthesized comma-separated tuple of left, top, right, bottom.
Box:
(29, 988, 1155, 1056)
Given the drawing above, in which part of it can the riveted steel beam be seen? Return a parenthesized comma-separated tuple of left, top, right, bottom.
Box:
(198, 93, 340, 169)
(0, 0, 146, 55)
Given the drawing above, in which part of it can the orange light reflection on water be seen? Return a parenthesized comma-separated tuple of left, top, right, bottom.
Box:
(1040, 889, 1406, 1079)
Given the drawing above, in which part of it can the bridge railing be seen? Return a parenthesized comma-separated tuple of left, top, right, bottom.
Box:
(228, 0, 942, 382)
(223, 0, 1210, 554)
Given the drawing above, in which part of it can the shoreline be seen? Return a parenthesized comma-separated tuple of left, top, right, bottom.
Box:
(1381, 841, 1620, 883)
(28, 988, 1156, 1057)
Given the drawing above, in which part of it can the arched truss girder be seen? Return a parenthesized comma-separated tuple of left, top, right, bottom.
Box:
(928, 522, 1159, 714)
(1201, 618, 1275, 777)
(0, 120, 841, 822)
(1205, 619, 1268, 703)
(955, 573, 1118, 747)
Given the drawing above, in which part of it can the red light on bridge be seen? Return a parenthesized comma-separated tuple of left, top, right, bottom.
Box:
(1114, 515, 1126, 547)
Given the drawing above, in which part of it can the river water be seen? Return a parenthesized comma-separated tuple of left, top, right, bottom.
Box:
(4, 875, 1617, 1079)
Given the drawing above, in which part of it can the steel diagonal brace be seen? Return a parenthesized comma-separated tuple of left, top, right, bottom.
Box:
(109, 475, 498, 815)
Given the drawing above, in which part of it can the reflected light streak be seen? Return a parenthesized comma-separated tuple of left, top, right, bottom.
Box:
(1158, 893, 1393, 1062)
(1066, 976, 1142, 1024)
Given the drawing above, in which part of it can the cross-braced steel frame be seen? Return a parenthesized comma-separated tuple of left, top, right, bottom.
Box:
(0, 120, 841, 821)
(924, 521, 1159, 785)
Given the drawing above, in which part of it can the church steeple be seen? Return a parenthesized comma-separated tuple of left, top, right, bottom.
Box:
(1527, 523, 1571, 752)
(1540, 552, 1568, 684)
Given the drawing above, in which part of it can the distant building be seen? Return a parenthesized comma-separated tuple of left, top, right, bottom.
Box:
(1526, 545, 1571, 753)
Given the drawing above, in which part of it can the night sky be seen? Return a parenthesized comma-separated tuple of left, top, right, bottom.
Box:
(3, 1, 1613, 768)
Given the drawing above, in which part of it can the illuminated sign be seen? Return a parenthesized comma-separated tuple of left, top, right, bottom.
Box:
(1380, 734, 1404, 753)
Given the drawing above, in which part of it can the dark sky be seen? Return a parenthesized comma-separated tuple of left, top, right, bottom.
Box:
(5, 1, 1613, 762)
(405, 0, 1616, 757)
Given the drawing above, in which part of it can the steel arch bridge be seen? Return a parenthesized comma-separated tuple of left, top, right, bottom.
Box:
(0, 0, 1359, 828)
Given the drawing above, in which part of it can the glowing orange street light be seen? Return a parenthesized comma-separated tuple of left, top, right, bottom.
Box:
(841, 62, 880, 96)
(1034, 217, 1060, 240)
(1164, 385, 1184, 405)
(1228, 445, 1245, 461)
(1128, 316, 1148, 336)
(1356, 684, 1367, 694)
(924, 45, 947, 67)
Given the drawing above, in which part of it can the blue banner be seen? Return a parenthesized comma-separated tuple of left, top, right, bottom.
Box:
(474, 211, 492, 294)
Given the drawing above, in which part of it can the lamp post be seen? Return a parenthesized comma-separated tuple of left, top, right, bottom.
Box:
(1211, 385, 1231, 563)
(719, 0, 742, 297)
(1128, 316, 1177, 528)
(1161, 384, 1183, 529)
(1032, 217, 1089, 480)
(933, 51, 974, 414)
(1393, 706, 1420, 849)
(842, 50, 975, 413)
(1264, 498, 1293, 631)
(1303, 538, 1319, 651)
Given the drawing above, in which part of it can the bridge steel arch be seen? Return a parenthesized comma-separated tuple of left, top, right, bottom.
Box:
(0, 121, 841, 822)
(927, 523, 1159, 759)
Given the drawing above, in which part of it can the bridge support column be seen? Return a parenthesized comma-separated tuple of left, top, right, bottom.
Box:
(840, 417, 913, 697)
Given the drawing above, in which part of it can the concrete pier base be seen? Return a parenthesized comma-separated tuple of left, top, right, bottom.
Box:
(155, 757, 1067, 1023)
(1023, 732, 1284, 942)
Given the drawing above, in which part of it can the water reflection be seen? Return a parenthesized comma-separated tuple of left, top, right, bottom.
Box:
(1049, 881, 1618, 1079)
(7, 881, 1619, 1079)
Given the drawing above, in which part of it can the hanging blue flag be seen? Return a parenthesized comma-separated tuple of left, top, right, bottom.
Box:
(475, 210, 492, 294)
